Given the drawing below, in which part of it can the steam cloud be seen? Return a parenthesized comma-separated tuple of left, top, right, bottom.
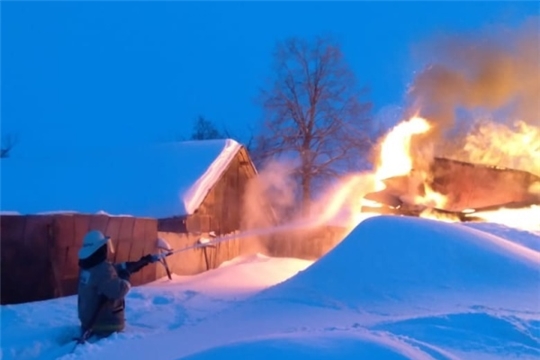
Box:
(240, 159, 376, 254)
(241, 160, 298, 231)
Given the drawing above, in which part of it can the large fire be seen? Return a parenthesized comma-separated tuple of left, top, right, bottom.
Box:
(453, 120, 540, 176)
(361, 114, 540, 230)
(371, 116, 449, 216)
(467, 205, 540, 232)
(375, 116, 430, 187)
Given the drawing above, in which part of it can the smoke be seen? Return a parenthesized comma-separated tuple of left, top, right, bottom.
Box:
(407, 16, 540, 155)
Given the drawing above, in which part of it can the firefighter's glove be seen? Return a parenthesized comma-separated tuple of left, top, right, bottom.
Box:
(140, 254, 159, 264)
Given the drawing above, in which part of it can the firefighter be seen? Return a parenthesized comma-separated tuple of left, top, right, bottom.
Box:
(77, 230, 157, 338)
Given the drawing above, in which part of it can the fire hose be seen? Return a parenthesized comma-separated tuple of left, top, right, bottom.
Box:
(151, 232, 233, 279)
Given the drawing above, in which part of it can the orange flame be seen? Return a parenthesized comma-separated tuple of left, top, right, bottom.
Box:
(373, 116, 448, 208)
(375, 116, 431, 189)
(455, 120, 540, 175)
(419, 208, 460, 223)
(465, 205, 540, 233)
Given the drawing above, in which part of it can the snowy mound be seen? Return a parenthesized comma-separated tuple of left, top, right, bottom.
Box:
(3, 216, 539, 360)
(177, 216, 540, 359)
(182, 331, 433, 360)
(257, 215, 540, 314)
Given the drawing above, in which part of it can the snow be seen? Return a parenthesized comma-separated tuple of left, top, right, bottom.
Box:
(463, 222, 540, 252)
(0, 139, 242, 218)
(1, 216, 539, 359)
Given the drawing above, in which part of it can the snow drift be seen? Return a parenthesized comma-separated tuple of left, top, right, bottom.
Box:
(255, 215, 540, 314)
(2, 216, 539, 359)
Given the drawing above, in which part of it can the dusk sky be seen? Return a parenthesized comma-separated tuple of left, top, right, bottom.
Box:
(2, 1, 537, 156)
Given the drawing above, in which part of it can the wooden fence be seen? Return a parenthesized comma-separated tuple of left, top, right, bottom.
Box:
(1, 214, 348, 305)
(1, 214, 158, 305)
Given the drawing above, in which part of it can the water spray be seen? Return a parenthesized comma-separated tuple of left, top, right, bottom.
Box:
(153, 213, 344, 263)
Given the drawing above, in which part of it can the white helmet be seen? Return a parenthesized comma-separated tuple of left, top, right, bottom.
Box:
(78, 230, 115, 259)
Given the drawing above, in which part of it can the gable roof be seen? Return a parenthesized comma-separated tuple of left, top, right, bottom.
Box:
(1, 139, 245, 218)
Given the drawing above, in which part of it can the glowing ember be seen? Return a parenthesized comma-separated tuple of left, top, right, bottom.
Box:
(420, 183, 448, 209)
(419, 208, 460, 223)
(375, 116, 431, 189)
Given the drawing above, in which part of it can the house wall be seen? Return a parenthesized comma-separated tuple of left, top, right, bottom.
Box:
(187, 147, 257, 235)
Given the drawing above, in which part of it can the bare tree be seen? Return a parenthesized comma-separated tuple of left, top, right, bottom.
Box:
(190, 116, 225, 140)
(1, 134, 18, 159)
(188, 115, 257, 154)
(256, 36, 372, 213)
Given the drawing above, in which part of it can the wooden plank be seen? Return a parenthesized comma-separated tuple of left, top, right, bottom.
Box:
(1, 243, 20, 304)
(53, 245, 69, 280)
(140, 218, 158, 285)
(4, 215, 32, 304)
(73, 214, 92, 248)
(213, 176, 224, 235)
(61, 277, 79, 296)
(53, 215, 76, 247)
(46, 222, 64, 298)
(128, 218, 146, 286)
(130, 218, 146, 255)
(64, 246, 80, 279)
(158, 232, 184, 275)
(222, 157, 240, 234)
(89, 215, 110, 234)
(116, 217, 135, 263)
(186, 215, 200, 234)
(200, 215, 210, 233)
(0, 215, 27, 244)
(21, 215, 55, 302)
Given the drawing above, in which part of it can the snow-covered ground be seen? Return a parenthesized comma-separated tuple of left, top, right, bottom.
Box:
(1, 215, 539, 360)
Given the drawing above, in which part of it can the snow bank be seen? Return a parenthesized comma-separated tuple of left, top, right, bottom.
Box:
(0, 139, 242, 217)
(182, 330, 439, 360)
(257, 215, 540, 314)
(463, 222, 540, 252)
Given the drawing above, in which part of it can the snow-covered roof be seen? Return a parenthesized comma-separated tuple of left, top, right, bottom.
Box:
(0, 139, 244, 218)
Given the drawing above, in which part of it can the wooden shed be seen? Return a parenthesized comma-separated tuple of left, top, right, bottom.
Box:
(157, 144, 257, 235)
(1, 138, 259, 233)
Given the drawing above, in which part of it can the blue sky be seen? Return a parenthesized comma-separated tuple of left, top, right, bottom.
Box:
(2, 1, 537, 155)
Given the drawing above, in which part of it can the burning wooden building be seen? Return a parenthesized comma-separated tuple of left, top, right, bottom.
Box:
(362, 157, 540, 220)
